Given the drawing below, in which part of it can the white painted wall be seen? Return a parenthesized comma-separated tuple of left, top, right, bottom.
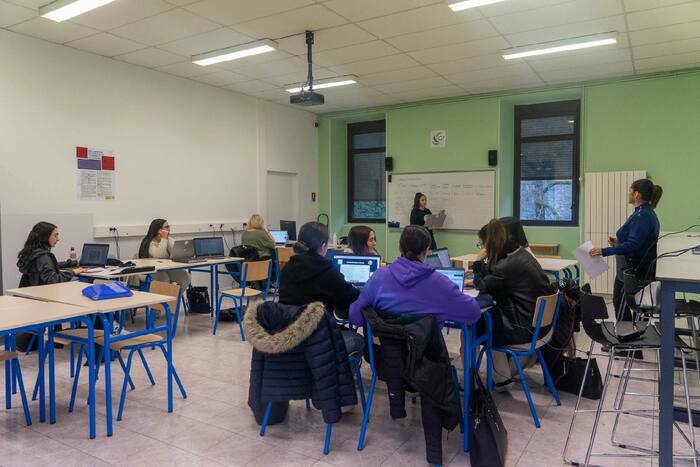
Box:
(0, 30, 318, 291)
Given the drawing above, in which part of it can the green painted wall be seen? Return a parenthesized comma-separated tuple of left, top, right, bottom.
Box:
(318, 69, 700, 261)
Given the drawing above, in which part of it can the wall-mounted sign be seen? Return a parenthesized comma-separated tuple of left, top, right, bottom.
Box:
(76, 146, 116, 200)
(430, 130, 446, 148)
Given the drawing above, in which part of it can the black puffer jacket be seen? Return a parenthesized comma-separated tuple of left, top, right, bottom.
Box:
(245, 301, 358, 425)
(473, 247, 553, 345)
(17, 248, 73, 287)
(363, 308, 460, 465)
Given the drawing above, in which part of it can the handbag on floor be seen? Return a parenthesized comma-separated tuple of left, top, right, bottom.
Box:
(470, 371, 508, 467)
(187, 286, 211, 314)
(553, 355, 603, 400)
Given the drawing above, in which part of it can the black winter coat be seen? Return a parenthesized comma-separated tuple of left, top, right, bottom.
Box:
(473, 247, 553, 346)
(244, 301, 358, 425)
(363, 307, 460, 465)
(17, 248, 73, 287)
(278, 253, 359, 317)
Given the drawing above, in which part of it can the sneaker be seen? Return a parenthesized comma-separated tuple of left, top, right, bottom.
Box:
(494, 379, 514, 393)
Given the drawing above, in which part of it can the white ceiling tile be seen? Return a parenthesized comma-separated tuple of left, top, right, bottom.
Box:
(110, 8, 220, 46)
(505, 15, 627, 47)
(70, 0, 174, 31)
(359, 66, 438, 86)
(407, 36, 511, 65)
(489, 0, 624, 35)
(443, 62, 539, 84)
(157, 27, 252, 56)
(629, 21, 700, 46)
(526, 47, 632, 72)
(427, 53, 515, 75)
(9, 17, 98, 44)
(164, 0, 199, 5)
(0, 1, 35, 28)
(184, 0, 314, 26)
(461, 75, 545, 94)
(312, 40, 399, 67)
(226, 80, 279, 93)
(265, 68, 337, 86)
(357, 4, 480, 39)
(622, 0, 694, 13)
(231, 5, 347, 39)
(2, 0, 44, 7)
(373, 76, 452, 94)
(329, 53, 420, 75)
(626, 1, 700, 30)
(192, 70, 250, 86)
(66, 33, 145, 57)
(634, 50, 700, 71)
(479, 0, 572, 17)
(114, 47, 185, 67)
(156, 60, 212, 77)
(275, 24, 377, 56)
(539, 60, 633, 82)
(385, 19, 500, 52)
(633, 36, 700, 59)
(323, 0, 442, 22)
(385, 84, 465, 101)
(233, 56, 309, 79)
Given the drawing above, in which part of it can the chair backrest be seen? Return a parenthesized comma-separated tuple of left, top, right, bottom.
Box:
(147, 280, 181, 314)
(532, 292, 560, 328)
(276, 247, 294, 268)
(243, 260, 271, 282)
(580, 291, 615, 346)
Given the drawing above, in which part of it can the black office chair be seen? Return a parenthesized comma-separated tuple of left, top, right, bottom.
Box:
(563, 291, 699, 466)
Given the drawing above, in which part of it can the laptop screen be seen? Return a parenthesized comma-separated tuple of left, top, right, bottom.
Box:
(426, 253, 442, 268)
(194, 237, 224, 257)
(80, 243, 109, 267)
(429, 248, 451, 268)
(435, 268, 465, 292)
(280, 220, 297, 241)
(269, 230, 288, 245)
(333, 255, 380, 286)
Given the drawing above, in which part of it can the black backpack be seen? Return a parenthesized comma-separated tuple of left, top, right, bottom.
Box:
(187, 286, 211, 314)
(226, 245, 259, 273)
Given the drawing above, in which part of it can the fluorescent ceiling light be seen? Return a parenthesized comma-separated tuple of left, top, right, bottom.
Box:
(192, 39, 277, 66)
(40, 0, 116, 22)
(502, 32, 618, 60)
(448, 0, 505, 12)
(285, 76, 358, 93)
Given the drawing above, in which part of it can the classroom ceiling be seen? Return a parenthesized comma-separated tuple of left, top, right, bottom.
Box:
(2, 0, 700, 113)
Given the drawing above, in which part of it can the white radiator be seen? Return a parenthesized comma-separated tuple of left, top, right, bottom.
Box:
(583, 170, 646, 294)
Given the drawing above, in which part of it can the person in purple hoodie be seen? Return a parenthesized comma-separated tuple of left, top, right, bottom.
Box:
(349, 226, 481, 328)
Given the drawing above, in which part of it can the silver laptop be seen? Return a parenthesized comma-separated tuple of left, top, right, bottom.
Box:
(171, 240, 205, 263)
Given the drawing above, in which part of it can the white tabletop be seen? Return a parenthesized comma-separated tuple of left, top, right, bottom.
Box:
(6, 281, 174, 313)
(537, 258, 578, 271)
(81, 257, 243, 279)
(0, 295, 92, 332)
(656, 233, 700, 282)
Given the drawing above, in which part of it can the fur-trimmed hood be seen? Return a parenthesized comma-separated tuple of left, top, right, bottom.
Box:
(244, 301, 326, 354)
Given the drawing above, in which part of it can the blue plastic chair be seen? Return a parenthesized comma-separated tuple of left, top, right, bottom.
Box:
(490, 292, 562, 428)
(214, 260, 272, 338)
(3, 334, 32, 426)
(271, 247, 294, 301)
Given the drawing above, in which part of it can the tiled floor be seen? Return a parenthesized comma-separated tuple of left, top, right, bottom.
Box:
(1, 307, 698, 466)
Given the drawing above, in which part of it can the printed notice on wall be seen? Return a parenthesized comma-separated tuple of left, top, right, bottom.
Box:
(76, 146, 116, 200)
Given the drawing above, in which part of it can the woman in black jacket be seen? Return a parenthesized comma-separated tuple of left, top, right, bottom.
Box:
(473, 218, 551, 389)
(17, 222, 84, 287)
(409, 192, 441, 250)
(279, 222, 364, 355)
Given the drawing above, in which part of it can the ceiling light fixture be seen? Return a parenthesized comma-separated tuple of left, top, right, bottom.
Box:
(502, 32, 618, 60)
(285, 76, 357, 93)
(192, 39, 277, 66)
(448, 0, 505, 12)
(40, 0, 116, 22)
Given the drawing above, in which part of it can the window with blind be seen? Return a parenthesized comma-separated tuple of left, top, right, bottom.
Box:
(348, 120, 386, 223)
(514, 100, 580, 226)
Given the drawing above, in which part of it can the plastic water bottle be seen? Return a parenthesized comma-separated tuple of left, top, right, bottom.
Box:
(69, 247, 77, 261)
(332, 233, 338, 247)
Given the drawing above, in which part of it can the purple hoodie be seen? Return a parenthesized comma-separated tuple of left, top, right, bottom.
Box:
(349, 257, 482, 327)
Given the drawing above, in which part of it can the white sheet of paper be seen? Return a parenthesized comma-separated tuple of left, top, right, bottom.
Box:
(572, 240, 609, 279)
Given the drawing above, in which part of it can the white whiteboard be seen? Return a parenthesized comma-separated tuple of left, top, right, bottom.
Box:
(387, 171, 496, 230)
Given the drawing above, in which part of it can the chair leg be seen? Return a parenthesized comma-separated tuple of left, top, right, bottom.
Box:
(25, 334, 36, 356)
(115, 352, 136, 391)
(563, 341, 595, 464)
(117, 350, 136, 421)
(260, 402, 272, 436)
(536, 348, 561, 405)
(610, 352, 634, 446)
(157, 344, 187, 399)
(4, 358, 10, 409)
(70, 342, 75, 378)
(324, 423, 333, 455)
(583, 348, 616, 466)
(306, 399, 311, 409)
(213, 295, 224, 335)
(512, 353, 540, 428)
(137, 349, 156, 386)
(69, 345, 85, 413)
(681, 352, 699, 467)
(350, 356, 366, 412)
(236, 298, 246, 341)
(12, 359, 32, 426)
(357, 371, 377, 451)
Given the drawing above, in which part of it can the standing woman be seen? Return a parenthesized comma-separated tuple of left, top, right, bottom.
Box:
(17, 221, 85, 287)
(410, 192, 439, 250)
(138, 219, 190, 290)
(590, 179, 663, 321)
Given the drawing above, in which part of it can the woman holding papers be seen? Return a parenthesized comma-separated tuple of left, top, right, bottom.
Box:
(410, 192, 444, 250)
(589, 179, 663, 321)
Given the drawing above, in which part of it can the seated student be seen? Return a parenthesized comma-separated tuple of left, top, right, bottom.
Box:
(500, 216, 534, 255)
(242, 214, 275, 260)
(473, 218, 552, 390)
(343, 225, 379, 256)
(17, 221, 85, 287)
(278, 221, 364, 355)
(349, 225, 480, 327)
(138, 219, 190, 290)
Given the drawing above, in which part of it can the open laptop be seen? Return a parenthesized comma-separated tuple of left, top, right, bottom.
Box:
(426, 253, 443, 268)
(280, 220, 297, 242)
(435, 267, 465, 292)
(79, 243, 110, 267)
(333, 254, 380, 288)
(431, 248, 451, 268)
(193, 237, 226, 259)
(269, 230, 289, 246)
(171, 239, 205, 263)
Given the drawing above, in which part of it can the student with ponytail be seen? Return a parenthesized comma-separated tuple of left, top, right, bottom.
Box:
(590, 178, 663, 321)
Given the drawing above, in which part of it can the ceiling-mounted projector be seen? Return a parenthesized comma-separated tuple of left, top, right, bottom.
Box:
(290, 31, 325, 106)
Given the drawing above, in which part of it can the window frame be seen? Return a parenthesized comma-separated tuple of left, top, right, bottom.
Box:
(347, 120, 387, 224)
(513, 100, 581, 227)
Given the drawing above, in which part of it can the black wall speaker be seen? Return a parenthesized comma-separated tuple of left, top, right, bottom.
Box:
(488, 150, 498, 166)
(385, 156, 394, 171)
